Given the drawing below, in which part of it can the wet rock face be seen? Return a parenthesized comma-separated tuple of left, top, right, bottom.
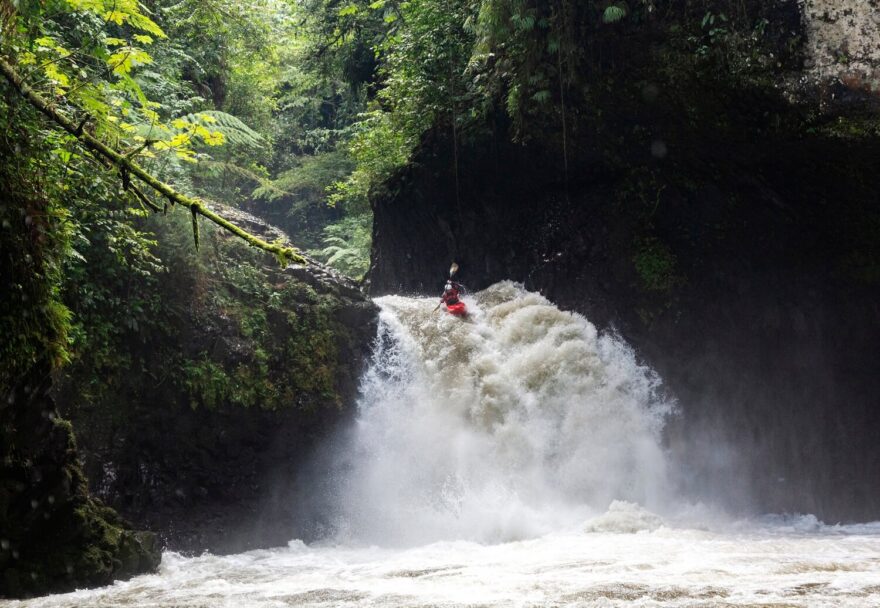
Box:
(57, 209, 378, 555)
(1, 186, 160, 598)
(803, 0, 880, 92)
(372, 133, 880, 523)
(369, 6, 880, 521)
(1, 371, 161, 598)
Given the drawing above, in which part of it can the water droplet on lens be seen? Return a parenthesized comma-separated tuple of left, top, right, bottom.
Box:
(651, 140, 668, 159)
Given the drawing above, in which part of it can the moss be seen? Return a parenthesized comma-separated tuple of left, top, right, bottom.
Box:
(182, 357, 231, 410)
(284, 297, 340, 399)
(632, 237, 682, 293)
(1, 411, 160, 598)
(1, 133, 159, 599)
(165, 219, 353, 412)
(816, 115, 880, 139)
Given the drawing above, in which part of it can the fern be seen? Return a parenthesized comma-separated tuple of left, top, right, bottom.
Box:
(602, 3, 628, 24)
(310, 214, 371, 279)
(322, 237, 361, 265)
(253, 150, 354, 202)
(199, 160, 292, 198)
(181, 110, 265, 149)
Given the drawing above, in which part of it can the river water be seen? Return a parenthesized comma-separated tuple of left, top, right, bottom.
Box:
(8, 283, 880, 607)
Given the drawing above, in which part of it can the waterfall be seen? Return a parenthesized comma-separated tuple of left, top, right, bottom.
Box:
(25, 283, 880, 608)
(327, 281, 675, 545)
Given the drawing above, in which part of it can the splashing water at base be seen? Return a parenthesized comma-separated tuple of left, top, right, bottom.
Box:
(329, 281, 674, 545)
(8, 518, 880, 607)
(7, 283, 880, 607)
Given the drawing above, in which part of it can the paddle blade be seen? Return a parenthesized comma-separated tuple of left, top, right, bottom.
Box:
(449, 262, 459, 277)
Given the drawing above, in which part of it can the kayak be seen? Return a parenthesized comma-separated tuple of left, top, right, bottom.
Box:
(446, 301, 467, 317)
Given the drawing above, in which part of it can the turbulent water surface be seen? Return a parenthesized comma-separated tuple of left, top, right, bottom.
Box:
(8, 283, 880, 607)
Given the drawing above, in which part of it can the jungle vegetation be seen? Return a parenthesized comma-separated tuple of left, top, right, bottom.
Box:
(1, 0, 794, 383)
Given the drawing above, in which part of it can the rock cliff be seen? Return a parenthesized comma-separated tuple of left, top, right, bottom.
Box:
(369, 0, 880, 521)
(57, 207, 378, 554)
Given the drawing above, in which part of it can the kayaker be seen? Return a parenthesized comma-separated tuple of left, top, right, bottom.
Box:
(439, 278, 467, 316)
(441, 280, 462, 307)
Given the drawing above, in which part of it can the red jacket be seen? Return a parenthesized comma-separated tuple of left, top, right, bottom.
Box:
(441, 288, 460, 305)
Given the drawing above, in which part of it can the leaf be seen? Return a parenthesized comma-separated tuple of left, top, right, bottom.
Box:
(104, 10, 127, 25)
(531, 89, 551, 103)
(53, 147, 73, 163)
(128, 13, 167, 38)
(176, 149, 197, 162)
(338, 4, 359, 17)
(117, 72, 149, 107)
(169, 132, 192, 147)
(200, 130, 225, 146)
(108, 49, 153, 75)
(602, 4, 628, 24)
(18, 51, 37, 66)
(44, 64, 70, 89)
(180, 110, 264, 148)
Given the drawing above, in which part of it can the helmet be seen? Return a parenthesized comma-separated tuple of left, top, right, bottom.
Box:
(445, 281, 453, 291)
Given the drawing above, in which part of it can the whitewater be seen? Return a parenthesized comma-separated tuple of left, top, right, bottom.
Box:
(7, 282, 880, 607)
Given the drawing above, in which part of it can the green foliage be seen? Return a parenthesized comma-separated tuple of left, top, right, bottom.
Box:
(312, 213, 372, 279)
(167, 220, 347, 410)
(180, 111, 266, 149)
(0, 97, 77, 381)
(254, 149, 354, 202)
(602, 3, 628, 24)
(182, 356, 231, 410)
(319, 0, 476, 211)
(329, 110, 409, 210)
(469, 0, 579, 137)
(632, 237, 680, 293)
(1, 0, 216, 164)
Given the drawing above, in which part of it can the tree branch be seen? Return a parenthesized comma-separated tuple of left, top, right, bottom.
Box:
(0, 55, 304, 265)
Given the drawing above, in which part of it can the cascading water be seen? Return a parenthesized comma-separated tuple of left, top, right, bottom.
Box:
(329, 281, 674, 545)
(7, 283, 880, 608)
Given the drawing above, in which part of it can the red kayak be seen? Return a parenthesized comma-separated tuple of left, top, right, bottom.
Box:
(446, 301, 468, 317)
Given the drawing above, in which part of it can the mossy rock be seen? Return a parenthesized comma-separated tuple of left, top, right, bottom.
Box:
(1, 412, 160, 598)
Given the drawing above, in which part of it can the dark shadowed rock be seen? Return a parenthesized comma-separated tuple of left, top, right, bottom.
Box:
(368, 2, 880, 521)
(56, 207, 378, 555)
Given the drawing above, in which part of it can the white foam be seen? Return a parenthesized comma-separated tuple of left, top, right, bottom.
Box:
(9, 283, 880, 608)
(584, 500, 665, 533)
(330, 282, 675, 545)
(12, 524, 880, 607)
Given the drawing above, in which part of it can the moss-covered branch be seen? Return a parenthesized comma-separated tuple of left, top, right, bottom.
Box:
(0, 56, 304, 265)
